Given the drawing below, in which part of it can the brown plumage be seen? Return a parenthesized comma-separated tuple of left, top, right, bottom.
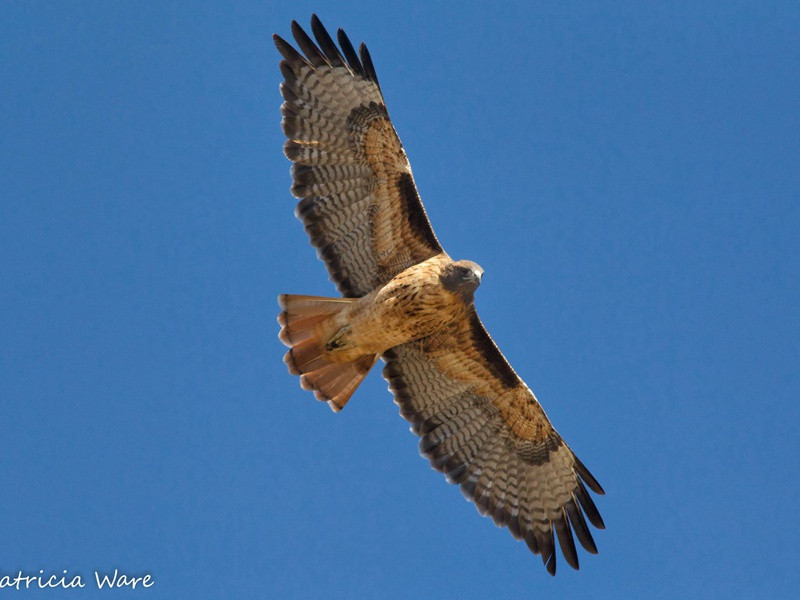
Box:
(275, 15, 605, 575)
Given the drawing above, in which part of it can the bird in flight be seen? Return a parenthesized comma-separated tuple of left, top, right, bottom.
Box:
(274, 15, 605, 575)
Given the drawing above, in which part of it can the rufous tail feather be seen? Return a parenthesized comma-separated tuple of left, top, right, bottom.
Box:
(278, 294, 377, 412)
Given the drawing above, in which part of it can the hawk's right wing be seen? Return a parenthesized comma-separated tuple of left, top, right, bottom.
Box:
(275, 16, 444, 298)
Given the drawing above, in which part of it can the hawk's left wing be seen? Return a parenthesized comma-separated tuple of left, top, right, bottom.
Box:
(382, 308, 605, 575)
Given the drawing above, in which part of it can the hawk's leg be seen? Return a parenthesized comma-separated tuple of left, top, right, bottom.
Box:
(325, 325, 352, 351)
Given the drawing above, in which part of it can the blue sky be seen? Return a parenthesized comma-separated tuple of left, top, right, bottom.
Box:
(2, 1, 799, 598)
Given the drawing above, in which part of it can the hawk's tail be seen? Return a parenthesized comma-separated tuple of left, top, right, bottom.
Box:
(278, 294, 377, 412)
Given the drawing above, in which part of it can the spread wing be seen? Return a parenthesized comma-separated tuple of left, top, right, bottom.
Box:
(382, 308, 605, 575)
(274, 16, 443, 298)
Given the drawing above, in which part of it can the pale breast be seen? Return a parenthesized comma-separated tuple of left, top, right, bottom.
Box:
(346, 254, 466, 353)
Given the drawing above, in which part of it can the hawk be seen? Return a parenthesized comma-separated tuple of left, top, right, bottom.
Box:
(275, 15, 605, 575)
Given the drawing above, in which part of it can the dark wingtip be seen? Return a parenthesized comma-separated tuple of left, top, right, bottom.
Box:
(545, 552, 556, 576)
(310, 14, 345, 67)
(273, 34, 302, 65)
(337, 27, 365, 76)
(555, 512, 580, 570)
(359, 42, 380, 88)
(291, 18, 329, 67)
(545, 527, 557, 574)
(574, 454, 605, 495)
(575, 479, 605, 530)
(289, 19, 302, 37)
(567, 496, 598, 554)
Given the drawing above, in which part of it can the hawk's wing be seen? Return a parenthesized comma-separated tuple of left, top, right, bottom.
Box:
(383, 308, 605, 575)
(274, 16, 443, 298)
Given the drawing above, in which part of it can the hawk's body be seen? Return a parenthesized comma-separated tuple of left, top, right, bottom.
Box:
(275, 16, 605, 575)
(279, 254, 478, 409)
(330, 254, 474, 360)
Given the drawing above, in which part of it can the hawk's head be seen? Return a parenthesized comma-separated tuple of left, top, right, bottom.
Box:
(441, 260, 484, 304)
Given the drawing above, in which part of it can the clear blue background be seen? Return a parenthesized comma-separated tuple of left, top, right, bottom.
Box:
(2, 1, 799, 598)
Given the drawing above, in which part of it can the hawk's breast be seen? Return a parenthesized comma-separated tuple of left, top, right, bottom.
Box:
(345, 253, 465, 352)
